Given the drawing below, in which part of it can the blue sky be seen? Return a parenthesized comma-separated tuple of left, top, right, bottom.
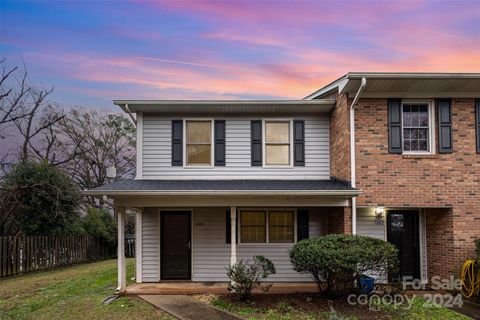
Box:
(1, 1, 479, 110)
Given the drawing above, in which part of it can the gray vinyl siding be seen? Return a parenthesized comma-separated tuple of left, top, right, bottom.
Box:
(356, 208, 385, 240)
(192, 207, 230, 282)
(192, 207, 326, 282)
(142, 116, 329, 179)
(142, 208, 160, 282)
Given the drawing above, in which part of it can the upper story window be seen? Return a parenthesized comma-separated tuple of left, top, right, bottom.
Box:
(264, 120, 292, 166)
(401, 101, 435, 154)
(185, 120, 213, 166)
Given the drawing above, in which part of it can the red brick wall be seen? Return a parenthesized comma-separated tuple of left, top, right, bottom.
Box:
(326, 207, 352, 235)
(351, 96, 480, 278)
(425, 208, 455, 278)
(329, 94, 351, 182)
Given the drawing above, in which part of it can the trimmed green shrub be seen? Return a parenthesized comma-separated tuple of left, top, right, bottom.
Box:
(226, 255, 276, 300)
(289, 234, 398, 298)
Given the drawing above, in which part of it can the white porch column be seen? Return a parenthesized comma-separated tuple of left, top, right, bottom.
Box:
(230, 206, 237, 267)
(135, 208, 143, 283)
(117, 206, 126, 293)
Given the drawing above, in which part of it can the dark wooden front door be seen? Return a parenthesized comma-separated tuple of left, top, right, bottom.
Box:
(387, 210, 420, 282)
(161, 211, 191, 280)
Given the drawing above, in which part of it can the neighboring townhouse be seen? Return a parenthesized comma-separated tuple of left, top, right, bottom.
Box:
(85, 73, 480, 293)
(307, 73, 480, 283)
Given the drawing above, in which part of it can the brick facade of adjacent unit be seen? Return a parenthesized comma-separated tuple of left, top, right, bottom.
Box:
(349, 96, 480, 279)
(326, 207, 352, 235)
(329, 93, 351, 182)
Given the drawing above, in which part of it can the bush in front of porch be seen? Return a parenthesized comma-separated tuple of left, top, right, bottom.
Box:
(226, 255, 276, 301)
(289, 234, 398, 298)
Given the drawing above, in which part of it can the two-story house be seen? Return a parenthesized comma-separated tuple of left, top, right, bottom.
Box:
(86, 73, 480, 293)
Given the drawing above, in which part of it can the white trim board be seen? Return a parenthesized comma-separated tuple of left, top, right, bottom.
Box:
(135, 113, 143, 179)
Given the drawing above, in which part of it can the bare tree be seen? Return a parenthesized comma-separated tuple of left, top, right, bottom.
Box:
(58, 108, 135, 205)
(0, 58, 31, 129)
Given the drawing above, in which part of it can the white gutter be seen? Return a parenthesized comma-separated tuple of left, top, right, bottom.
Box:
(349, 77, 367, 235)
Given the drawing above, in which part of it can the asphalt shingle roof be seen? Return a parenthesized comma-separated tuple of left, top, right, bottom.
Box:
(88, 179, 355, 192)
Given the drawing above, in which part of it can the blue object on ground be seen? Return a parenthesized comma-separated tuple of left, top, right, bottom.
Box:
(359, 276, 375, 294)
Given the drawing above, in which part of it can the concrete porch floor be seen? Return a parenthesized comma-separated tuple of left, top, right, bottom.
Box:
(126, 282, 319, 295)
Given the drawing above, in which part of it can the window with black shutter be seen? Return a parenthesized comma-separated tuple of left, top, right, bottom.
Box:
(214, 120, 226, 166)
(388, 99, 402, 154)
(297, 209, 309, 241)
(171, 120, 183, 166)
(437, 99, 453, 153)
(251, 120, 262, 166)
(294, 120, 305, 166)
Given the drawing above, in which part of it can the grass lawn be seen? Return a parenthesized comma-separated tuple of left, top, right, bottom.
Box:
(0, 259, 175, 320)
(196, 293, 470, 320)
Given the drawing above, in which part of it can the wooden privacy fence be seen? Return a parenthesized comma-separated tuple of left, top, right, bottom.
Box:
(0, 235, 116, 278)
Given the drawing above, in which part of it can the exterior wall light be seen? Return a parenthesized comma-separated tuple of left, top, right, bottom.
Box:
(375, 207, 385, 225)
(375, 207, 385, 218)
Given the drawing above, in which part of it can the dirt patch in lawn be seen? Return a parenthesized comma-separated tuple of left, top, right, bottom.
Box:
(193, 293, 391, 320)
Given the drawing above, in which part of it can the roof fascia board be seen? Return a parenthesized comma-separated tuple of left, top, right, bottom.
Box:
(304, 75, 348, 100)
(113, 100, 334, 106)
(348, 92, 480, 99)
(346, 72, 480, 79)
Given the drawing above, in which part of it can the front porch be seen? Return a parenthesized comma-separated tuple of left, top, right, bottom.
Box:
(115, 203, 353, 293)
(125, 282, 319, 295)
(84, 179, 359, 293)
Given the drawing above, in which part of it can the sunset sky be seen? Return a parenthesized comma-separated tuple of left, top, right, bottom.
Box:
(1, 1, 479, 110)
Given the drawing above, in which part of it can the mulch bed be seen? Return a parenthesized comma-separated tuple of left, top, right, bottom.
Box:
(196, 293, 392, 320)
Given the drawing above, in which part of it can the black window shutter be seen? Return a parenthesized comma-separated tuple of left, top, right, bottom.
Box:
(476, 99, 480, 154)
(171, 120, 183, 166)
(251, 120, 262, 166)
(293, 120, 305, 166)
(226, 209, 238, 244)
(297, 209, 309, 241)
(388, 99, 402, 154)
(214, 120, 226, 166)
(437, 99, 453, 153)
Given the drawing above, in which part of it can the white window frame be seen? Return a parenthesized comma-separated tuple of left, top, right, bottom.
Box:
(237, 208, 297, 245)
(401, 100, 436, 155)
(183, 118, 215, 168)
(262, 119, 294, 168)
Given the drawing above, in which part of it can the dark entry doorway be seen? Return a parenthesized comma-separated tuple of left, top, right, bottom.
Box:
(161, 211, 191, 280)
(387, 210, 420, 282)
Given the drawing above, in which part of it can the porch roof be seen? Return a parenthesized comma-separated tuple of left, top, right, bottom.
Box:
(83, 179, 360, 197)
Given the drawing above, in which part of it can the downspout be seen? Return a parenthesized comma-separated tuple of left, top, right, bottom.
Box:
(123, 103, 137, 126)
(349, 77, 366, 234)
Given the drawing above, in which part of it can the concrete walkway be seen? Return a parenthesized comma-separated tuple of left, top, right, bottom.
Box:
(451, 300, 480, 320)
(139, 295, 244, 320)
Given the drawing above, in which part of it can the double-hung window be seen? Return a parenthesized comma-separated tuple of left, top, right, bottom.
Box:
(402, 102, 434, 153)
(185, 120, 213, 166)
(240, 209, 294, 243)
(240, 211, 266, 243)
(264, 121, 292, 166)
